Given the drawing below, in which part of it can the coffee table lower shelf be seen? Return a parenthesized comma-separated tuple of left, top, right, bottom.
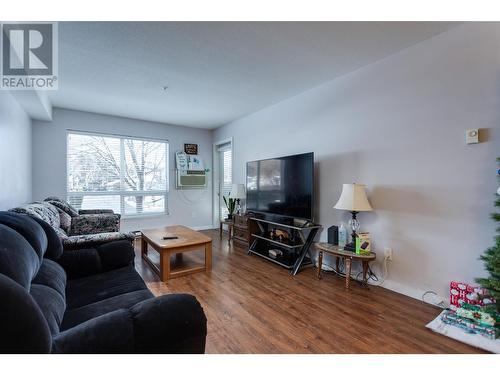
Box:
(142, 250, 207, 280)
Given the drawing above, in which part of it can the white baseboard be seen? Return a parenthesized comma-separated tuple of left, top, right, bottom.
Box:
(191, 225, 215, 231)
(371, 279, 447, 308)
(313, 250, 447, 308)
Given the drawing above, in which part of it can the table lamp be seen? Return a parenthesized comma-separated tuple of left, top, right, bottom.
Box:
(333, 183, 373, 251)
(230, 184, 246, 214)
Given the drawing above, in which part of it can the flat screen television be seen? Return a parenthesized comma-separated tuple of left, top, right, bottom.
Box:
(246, 152, 314, 220)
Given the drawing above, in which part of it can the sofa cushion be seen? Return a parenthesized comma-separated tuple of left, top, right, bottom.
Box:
(0, 224, 40, 289)
(58, 210, 72, 234)
(33, 259, 66, 299)
(57, 248, 103, 279)
(54, 226, 69, 239)
(61, 289, 153, 331)
(45, 199, 79, 218)
(10, 202, 61, 230)
(0, 274, 52, 353)
(97, 240, 135, 271)
(30, 284, 66, 335)
(0, 212, 47, 261)
(30, 217, 64, 260)
(70, 214, 120, 236)
(62, 232, 135, 250)
(66, 265, 148, 310)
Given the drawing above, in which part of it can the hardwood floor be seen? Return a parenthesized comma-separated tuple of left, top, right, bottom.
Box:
(135, 230, 485, 354)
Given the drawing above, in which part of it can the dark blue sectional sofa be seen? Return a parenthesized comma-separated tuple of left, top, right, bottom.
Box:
(0, 211, 207, 353)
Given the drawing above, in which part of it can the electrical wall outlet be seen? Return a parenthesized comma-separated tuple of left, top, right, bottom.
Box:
(384, 247, 393, 261)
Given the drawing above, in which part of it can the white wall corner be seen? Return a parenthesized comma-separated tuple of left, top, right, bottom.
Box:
(11, 89, 53, 121)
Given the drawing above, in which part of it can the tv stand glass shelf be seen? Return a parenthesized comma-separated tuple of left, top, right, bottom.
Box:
(248, 216, 321, 275)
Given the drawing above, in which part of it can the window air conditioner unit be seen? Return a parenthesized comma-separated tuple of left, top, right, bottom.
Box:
(176, 170, 207, 188)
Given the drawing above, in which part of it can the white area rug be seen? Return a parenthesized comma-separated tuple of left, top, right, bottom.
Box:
(426, 310, 500, 353)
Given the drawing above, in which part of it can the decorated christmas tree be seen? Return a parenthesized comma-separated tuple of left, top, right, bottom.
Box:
(476, 157, 500, 312)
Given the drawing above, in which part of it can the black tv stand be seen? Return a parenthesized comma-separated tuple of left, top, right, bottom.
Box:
(248, 216, 322, 275)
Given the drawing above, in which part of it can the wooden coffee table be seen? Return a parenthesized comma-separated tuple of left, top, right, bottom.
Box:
(140, 225, 212, 281)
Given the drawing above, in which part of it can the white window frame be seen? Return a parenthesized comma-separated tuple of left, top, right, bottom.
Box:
(66, 130, 169, 217)
(212, 137, 233, 226)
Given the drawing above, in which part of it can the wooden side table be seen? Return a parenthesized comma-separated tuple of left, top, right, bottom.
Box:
(315, 243, 376, 289)
(232, 213, 250, 244)
(219, 219, 233, 243)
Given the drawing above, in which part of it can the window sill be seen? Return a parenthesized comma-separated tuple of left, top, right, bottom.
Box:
(121, 212, 171, 220)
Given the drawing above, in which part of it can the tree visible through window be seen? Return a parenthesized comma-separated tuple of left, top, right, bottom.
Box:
(67, 132, 168, 216)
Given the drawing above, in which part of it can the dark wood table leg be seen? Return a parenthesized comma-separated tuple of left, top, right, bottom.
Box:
(362, 261, 369, 285)
(336, 257, 340, 274)
(219, 222, 223, 238)
(141, 236, 148, 257)
(317, 250, 323, 279)
(228, 224, 232, 243)
(345, 258, 352, 289)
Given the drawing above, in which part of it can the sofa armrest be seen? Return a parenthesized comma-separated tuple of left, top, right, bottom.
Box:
(57, 240, 135, 279)
(62, 232, 134, 251)
(70, 213, 121, 236)
(51, 294, 207, 353)
(52, 309, 135, 353)
(78, 209, 116, 215)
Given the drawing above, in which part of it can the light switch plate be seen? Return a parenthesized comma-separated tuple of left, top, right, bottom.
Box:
(466, 128, 479, 144)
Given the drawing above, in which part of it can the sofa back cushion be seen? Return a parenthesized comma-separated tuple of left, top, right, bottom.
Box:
(0, 212, 48, 261)
(9, 202, 61, 230)
(0, 224, 41, 288)
(0, 212, 68, 343)
(33, 259, 66, 298)
(44, 197, 79, 218)
(30, 284, 66, 335)
(58, 210, 72, 234)
(30, 217, 63, 260)
(0, 274, 52, 353)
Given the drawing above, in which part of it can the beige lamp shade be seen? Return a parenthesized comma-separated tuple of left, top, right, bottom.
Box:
(230, 184, 246, 199)
(333, 183, 373, 212)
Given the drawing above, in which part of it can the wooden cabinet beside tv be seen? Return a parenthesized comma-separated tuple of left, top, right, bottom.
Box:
(232, 214, 251, 244)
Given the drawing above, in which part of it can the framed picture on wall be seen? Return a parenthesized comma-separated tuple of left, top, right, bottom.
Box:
(184, 143, 198, 155)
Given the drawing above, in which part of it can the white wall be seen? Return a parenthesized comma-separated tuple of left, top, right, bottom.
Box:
(32, 108, 213, 231)
(0, 91, 32, 209)
(214, 23, 500, 302)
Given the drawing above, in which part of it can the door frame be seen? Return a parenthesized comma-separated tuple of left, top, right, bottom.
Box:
(212, 137, 233, 228)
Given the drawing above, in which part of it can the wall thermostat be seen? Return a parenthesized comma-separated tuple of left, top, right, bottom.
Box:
(466, 128, 479, 144)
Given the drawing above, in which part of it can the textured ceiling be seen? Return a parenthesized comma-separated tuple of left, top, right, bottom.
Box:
(48, 22, 461, 128)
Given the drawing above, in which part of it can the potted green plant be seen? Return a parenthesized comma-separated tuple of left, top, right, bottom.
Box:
(223, 195, 236, 220)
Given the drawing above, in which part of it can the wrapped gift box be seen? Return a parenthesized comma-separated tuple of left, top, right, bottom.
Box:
(440, 310, 499, 340)
(455, 303, 499, 327)
(449, 281, 496, 311)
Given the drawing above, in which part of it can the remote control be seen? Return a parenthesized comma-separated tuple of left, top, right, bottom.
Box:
(162, 236, 178, 240)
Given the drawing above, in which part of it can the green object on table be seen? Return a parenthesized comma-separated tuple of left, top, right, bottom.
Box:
(355, 233, 371, 255)
(223, 196, 236, 216)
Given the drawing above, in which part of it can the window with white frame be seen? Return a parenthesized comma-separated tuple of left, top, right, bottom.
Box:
(67, 131, 169, 216)
(217, 142, 232, 220)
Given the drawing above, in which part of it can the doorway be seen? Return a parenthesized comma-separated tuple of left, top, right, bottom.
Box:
(213, 138, 233, 226)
